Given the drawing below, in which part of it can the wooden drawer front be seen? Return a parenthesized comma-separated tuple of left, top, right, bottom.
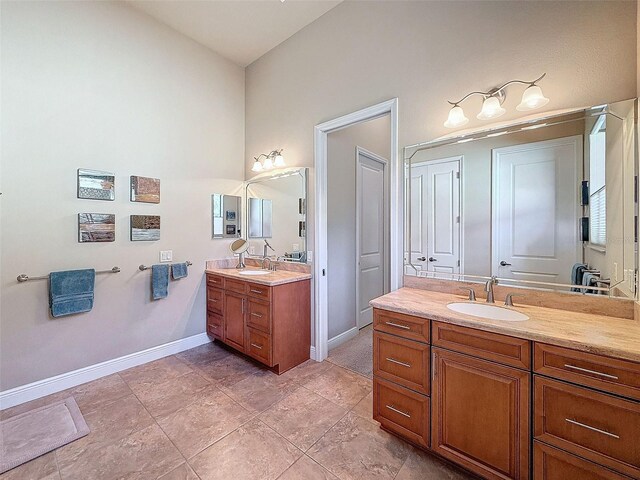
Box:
(225, 278, 247, 294)
(207, 274, 224, 288)
(207, 287, 224, 315)
(373, 377, 430, 448)
(534, 376, 640, 478)
(373, 309, 430, 344)
(534, 343, 640, 402)
(432, 321, 531, 370)
(534, 442, 633, 480)
(374, 331, 430, 395)
(247, 299, 271, 334)
(246, 282, 271, 301)
(246, 327, 272, 366)
(207, 312, 224, 341)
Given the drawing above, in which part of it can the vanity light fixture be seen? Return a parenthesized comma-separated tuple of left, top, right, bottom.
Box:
(444, 73, 549, 128)
(252, 149, 285, 172)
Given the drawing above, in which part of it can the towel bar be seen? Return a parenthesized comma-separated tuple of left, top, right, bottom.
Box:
(139, 261, 192, 272)
(17, 267, 121, 283)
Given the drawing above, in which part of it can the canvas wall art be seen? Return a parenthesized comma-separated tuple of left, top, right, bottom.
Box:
(130, 176, 160, 203)
(77, 169, 115, 201)
(78, 213, 115, 242)
(130, 215, 160, 241)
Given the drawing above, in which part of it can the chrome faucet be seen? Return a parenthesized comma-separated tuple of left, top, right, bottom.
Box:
(262, 239, 275, 270)
(484, 276, 498, 303)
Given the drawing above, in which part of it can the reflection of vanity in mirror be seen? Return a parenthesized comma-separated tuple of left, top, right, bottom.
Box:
(404, 99, 637, 298)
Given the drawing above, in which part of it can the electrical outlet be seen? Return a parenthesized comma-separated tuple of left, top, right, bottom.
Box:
(160, 250, 173, 262)
(292, 243, 299, 252)
(307, 250, 313, 262)
(248, 246, 255, 255)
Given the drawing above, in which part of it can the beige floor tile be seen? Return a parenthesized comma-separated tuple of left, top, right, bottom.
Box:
(351, 391, 376, 424)
(134, 371, 211, 418)
(119, 356, 193, 392)
(58, 423, 183, 480)
(277, 360, 333, 386)
(157, 462, 200, 480)
(219, 371, 298, 413)
(190, 419, 302, 480)
(70, 374, 133, 414)
(307, 412, 410, 480)
(304, 366, 372, 408)
(56, 394, 155, 471)
(259, 387, 347, 451)
(395, 447, 478, 480)
(194, 353, 264, 387)
(157, 386, 254, 459)
(0, 451, 59, 480)
(175, 342, 231, 367)
(277, 455, 338, 480)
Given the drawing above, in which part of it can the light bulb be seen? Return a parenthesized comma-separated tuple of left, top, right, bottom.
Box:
(251, 159, 263, 172)
(443, 105, 469, 128)
(517, 85, 549, 111)
(274, 153, 285, 167)
(263, 156, 274, 169)
(477, 96, 506, 120)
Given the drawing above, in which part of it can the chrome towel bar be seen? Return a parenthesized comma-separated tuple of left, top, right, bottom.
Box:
(138, 261, 192, 272)
(17, 267, 121, 283)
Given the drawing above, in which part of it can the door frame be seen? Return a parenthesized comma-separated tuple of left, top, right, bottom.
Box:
(411, 155, 464, 276)
(314, 98, 399, 361)
(355, 146, 389, 329)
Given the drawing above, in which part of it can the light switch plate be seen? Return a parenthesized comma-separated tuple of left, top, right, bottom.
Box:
(307, 250, 313, 262)
(292, 243, 300, 252)
(160, 250, 173, 262)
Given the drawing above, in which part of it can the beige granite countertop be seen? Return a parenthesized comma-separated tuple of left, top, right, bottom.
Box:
(205, 267, 312, 286)
(370, 287, 640, 363)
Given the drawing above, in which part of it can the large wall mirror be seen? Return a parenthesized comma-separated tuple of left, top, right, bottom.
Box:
(245, 167, 308, 263)
(404, 99, 637, 298)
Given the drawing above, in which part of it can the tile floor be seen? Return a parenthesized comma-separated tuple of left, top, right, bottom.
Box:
(0, 341, 476, 480)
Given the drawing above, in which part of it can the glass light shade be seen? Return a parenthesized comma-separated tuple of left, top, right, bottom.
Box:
(251, 159, 263, 172)
(274, 153, 285, 167)
(477, 96, 506, 120)
(516, 85, 549, 111)
(443, 105, 469, 128)
(263, 156, 274, 169)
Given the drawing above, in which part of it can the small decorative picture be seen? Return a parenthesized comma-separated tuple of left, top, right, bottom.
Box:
(225, 210, 236, 221)
(77, 169, 115, 201)
(130, 176, 160, 204)
(130, 215, 160, 241)
(78, 213, 116, 243)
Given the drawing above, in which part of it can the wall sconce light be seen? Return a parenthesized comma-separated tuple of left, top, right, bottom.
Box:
(444, 73, 549, 128)
(252, 149, 285, 172)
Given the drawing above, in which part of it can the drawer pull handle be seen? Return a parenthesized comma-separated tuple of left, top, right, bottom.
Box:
(250, 289, 263, 294)
(251, 313, 263, 318)
(564, 364, 619, 380)
(385, 321, 410, 330)
(565, 419, 620, 439)
(210, 299, 218, 303)
(250, 343, 263, 350)
(386, 357, 411, 368)
(386, 405, 411, 418)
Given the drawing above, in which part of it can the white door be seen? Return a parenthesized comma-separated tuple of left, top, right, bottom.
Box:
(492, 136, 581, 284)
(408, 158, 461, 275)
(356, 148, 388, 329)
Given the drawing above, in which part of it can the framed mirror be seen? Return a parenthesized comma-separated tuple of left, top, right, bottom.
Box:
(404, 99, 637, 298)
(211, 194, 241, 238)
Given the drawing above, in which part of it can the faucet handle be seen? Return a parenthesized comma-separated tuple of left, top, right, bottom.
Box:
(459, 287, 476, 302)
(504, 293, 525, 307)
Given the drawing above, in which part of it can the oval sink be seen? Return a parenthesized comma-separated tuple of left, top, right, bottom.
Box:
(238, 270, 272, 276)
(446, 302, 529, 322)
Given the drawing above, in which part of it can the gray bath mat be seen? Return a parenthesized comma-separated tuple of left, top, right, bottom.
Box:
(0, 397, 90, 473)
(328, 325, 373, 378)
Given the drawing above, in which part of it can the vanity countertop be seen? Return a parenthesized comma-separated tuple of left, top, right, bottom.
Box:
(205, 267, 312, 287)
(370, 287, 640, 363)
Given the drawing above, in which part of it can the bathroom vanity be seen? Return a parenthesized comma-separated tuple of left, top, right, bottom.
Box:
(371, 288, 640, 480)
(205, 267, 311, 374)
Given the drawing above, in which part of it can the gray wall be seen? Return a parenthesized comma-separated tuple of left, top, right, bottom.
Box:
(0, 1, 245, 390)
(327, 115, 390, 341)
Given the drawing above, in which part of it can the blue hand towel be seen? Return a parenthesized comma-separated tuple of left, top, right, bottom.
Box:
(582, 272, 598, 294)
(171, 263, 188, 280)
(49, 269, 95, 317)
(152, 264, 169, 300)
(571, 263, 587, 292)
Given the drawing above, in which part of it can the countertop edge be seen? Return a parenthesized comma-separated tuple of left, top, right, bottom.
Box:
(205, 268, 312, 287)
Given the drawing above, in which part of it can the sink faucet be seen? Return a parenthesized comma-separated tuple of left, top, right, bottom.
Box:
(484, 276, 498, 303)
(262, 239, 275, 270)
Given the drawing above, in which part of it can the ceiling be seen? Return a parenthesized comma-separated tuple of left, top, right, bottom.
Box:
(126, 0, 342, 67)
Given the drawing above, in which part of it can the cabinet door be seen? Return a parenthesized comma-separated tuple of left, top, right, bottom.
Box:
(224, 291, 245, 352)
(431, 347, 530, 480)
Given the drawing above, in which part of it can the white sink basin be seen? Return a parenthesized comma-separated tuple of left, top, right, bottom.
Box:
(446, 302, 529, 322)
(238, 270, 272, 276)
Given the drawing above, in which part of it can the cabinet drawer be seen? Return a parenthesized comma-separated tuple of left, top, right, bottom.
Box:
(246, 282, 271, 301)
(207, 274, 224, 288)
(534, 376, 640, 478)
(432, 321, 531, 370)
(534, 442, 633, 480)
(247, 299, 271, 334)
(207, 312, 224, 341)
(246, 327, 272, 366)
(373, 377, 430, 448)
(373, 309, 430, 344)
(534, 343, 640, 401)
(225, 278, 247, 294)
(207, 287, 224, 315)
(374, 331, 430, 395)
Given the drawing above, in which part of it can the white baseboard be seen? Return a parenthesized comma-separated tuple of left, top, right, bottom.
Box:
(0, 333, 211, 410)
(327, 327, 359, 351)
(310, 346, 317, 361)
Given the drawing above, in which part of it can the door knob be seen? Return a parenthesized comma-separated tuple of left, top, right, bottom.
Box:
(500, 261, 512, 267)
(417, 256, 426, 261)
(428, 257, 437, 262)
